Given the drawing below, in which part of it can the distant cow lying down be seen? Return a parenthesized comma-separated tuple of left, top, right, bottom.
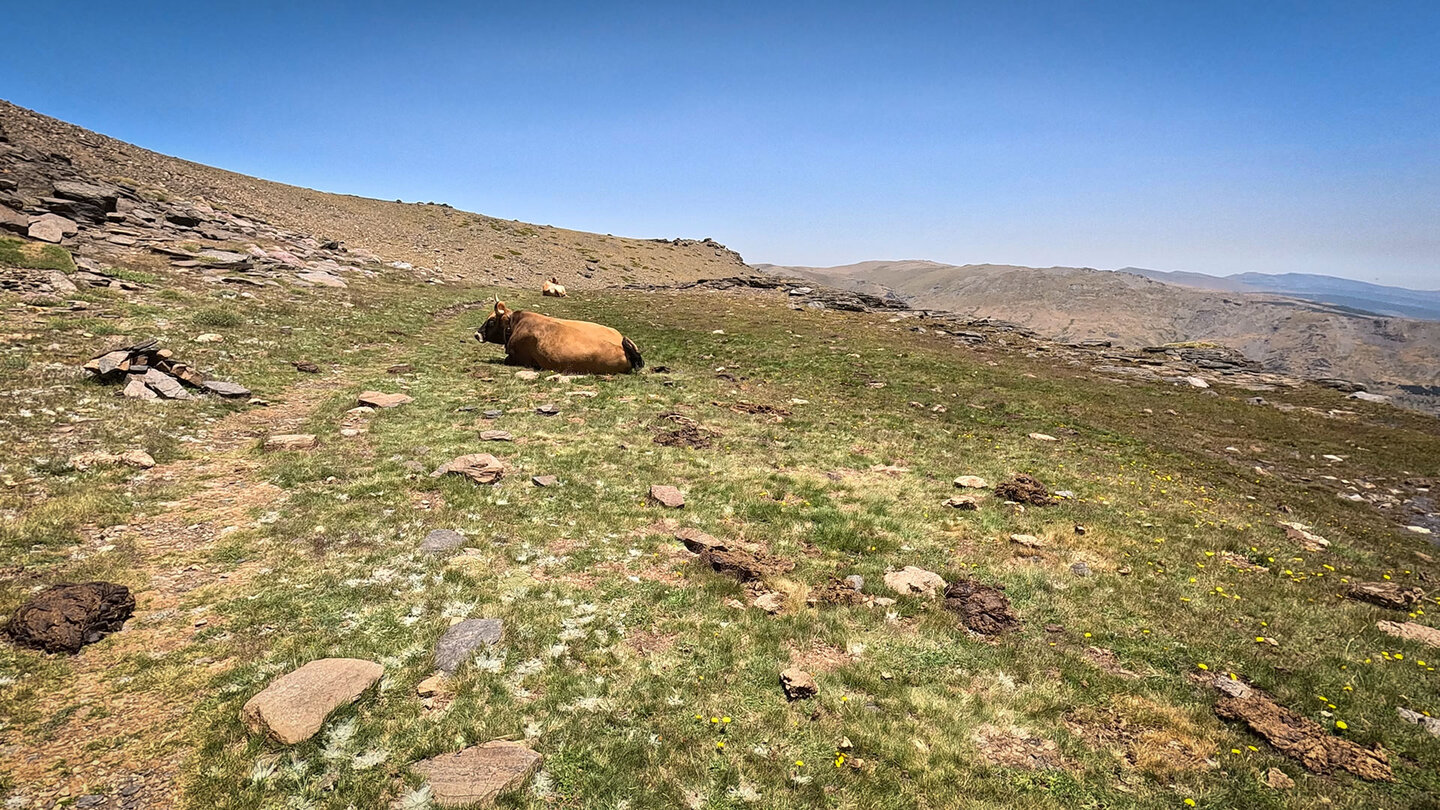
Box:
(542, 277, 567, 297)
(476, 300, 643, 374)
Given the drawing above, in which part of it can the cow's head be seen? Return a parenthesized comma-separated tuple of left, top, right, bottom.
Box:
(475, 299, 509, 345)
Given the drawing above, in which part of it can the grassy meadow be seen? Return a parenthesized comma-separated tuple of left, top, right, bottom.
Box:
(2, 266, 1439, 809)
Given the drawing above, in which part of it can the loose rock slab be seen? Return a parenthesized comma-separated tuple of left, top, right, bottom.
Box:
(953, 475, 989, 489)
(410, 740, 542, 808)
(780, 667, 817, 700)
(432, 454, 505, 485)
(357, 390, 413, 408)
(531, 475, 559, 487)
(434, 619, 505, 674)
(264, 434, 318, 451)
(420, 529, 466, 553)
(1279, 521, 1330, 551)
(1376, 620, 1440, 648)
(648, 485, 685, 509)
(1348, 581, 1424, 610)
(883, 566, 945, 597)
(479, 430, 513, 442)
(4, 582, 134, 653)
(1214, 691, 1391, 781)
(241, 658, 383, 744)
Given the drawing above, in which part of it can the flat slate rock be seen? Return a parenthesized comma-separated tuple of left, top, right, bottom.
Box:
(432, 453, 505, 485)
(203, 380, 251, 398)
(531, 475, 559, 487)
(264, 434, 318, 451)
(241, 658, 383, 744)
(647, 485, 685, 508)
(297, 270, 347, 288)
(434, 618, 504, 675)
(420, 529, 466, 553)
(4, 581, 134, 653)
(357, 390, 413, 408)
(479, 430, 513, 441)
(411, 740, 542, 807)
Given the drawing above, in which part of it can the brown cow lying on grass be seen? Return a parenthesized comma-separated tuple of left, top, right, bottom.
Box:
(476, 300, 643, 374)
(542, 277, 568, 297)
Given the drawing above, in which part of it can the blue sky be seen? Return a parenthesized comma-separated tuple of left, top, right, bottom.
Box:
(2, 1, 1437, 287)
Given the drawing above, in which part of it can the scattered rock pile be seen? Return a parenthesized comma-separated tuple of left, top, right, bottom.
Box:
(83, 339, 250, 400)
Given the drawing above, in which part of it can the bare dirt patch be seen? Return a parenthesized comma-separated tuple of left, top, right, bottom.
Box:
(972, 724, 1062, 770)
(1066, 696, 1213, 775)
(652, 413, 717, 449)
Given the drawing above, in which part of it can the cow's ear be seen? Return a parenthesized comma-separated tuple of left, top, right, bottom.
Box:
(495, 300, 508, 315)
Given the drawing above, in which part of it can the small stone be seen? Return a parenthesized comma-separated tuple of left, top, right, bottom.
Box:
(883, 566, 945, 597)
(387, 363, 413, 374)
(420, 530, 466, 553)
(1070, 562, 1092, 577)
(753, 592, 785, 614)
(843, 575, 865, 592)
(75, 796, 106, 808)
(193, 333, 223, 343)
(1398, 706, 1440, 736)
(1214, 675, 1253, 699)
(241, 658, 383, 744)
(1027, 432, 1058, 442)
(432, 454, 504, 485)
(535, 403, 560, 416)
(1406, 525, 1433, 535)
(531, 475, 559, 487)
(1073, 524, 1087, 535)
(647, 485, 685, 508)
(944, 495, 980, 510)
(1182, 376, 1210, 389)
(416, 674, 446, 697)
(410, 740, 542, 808)
(1265, 768, 1295, 790)
(293, 361, 321, 373)
(264, 434, 318, 451)
(515, 369, 540, 380)
(1117, 566, 1133, 576)
(357, 390, 413, 408)
(1009, 533, 1045, 549)
(780, 667, 817, 700)
(1377, 620, 1440, 648)
(121, 375, 157, 400)
(479, 430, 513, 441)
(953, 475, 989, 489)
(482, 409, 503, 419)
(1278, 521, 1330, 552)
(433, 618, 504, 675)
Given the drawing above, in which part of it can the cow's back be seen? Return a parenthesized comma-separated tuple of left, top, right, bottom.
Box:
(508, 312, 631, 374)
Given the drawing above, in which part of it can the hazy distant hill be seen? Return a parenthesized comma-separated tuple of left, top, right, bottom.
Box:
(754, 260, 1440, 393)
(1123, 268, 1440, 321)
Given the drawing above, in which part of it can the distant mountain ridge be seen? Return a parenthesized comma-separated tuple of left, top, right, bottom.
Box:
(1121, 268, 1440, 321)
(753, 260, 1440, 402)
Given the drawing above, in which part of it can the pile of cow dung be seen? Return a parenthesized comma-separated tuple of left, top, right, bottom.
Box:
(84, 339, 250, 400)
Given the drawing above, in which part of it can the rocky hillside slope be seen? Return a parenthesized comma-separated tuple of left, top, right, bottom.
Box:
(0, 99, 748, 290)
(756, 260, 1440, 401)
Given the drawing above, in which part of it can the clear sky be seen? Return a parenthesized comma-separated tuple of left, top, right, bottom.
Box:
(2, 1, 1437, 287)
